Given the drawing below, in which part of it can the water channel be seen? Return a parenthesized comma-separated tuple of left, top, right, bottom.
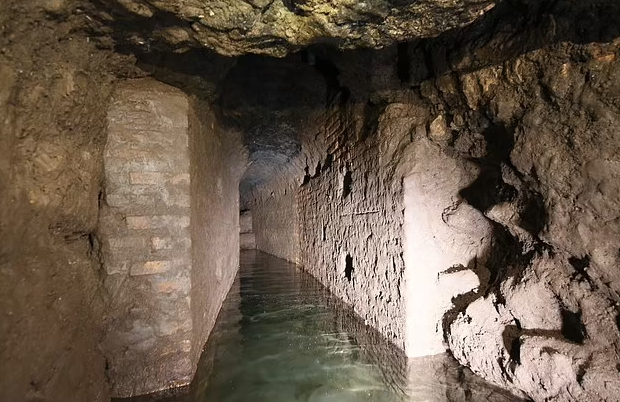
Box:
(121, 250, 525, 402)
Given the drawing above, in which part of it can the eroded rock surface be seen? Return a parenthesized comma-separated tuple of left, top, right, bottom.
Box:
(96, 0, 495, 56)
(242, 1, 620, 400)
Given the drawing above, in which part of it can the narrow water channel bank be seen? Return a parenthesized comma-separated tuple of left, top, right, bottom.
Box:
(118, 251, 526, 402)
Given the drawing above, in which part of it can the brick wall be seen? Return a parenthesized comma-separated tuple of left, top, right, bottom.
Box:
(249, 102, 416, 350)
(99, 80, 243, 397)
(296, 141, 408, 350)
(99, 79, 193, 396)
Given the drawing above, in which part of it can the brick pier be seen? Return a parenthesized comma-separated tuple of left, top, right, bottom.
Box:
(98, 79, 241, 397)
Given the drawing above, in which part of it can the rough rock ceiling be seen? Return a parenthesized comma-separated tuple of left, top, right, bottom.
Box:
(89, 0, 499, 206)
(100, 0, 496, 56)
(100, 0, 620, 211)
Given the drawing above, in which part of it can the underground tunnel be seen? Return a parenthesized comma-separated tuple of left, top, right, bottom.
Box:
(1, 0, 620, 401)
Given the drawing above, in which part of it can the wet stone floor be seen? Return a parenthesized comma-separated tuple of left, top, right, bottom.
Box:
(121, 250, 526, 402)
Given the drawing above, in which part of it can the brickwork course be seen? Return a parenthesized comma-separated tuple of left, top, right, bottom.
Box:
(98, 79, 244, 397)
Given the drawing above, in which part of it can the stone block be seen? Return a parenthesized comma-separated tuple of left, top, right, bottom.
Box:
(106, 129, 178, 151)
(104, 236, 150, 265)
(105, 157, 174, 173)
(151, 237, 173, 251)
(151, 277, 190, 295)
(106, 193, 167, 211)
(105, 147, 155, 161)
(129, 172, 166, 185)
(170, 173, 190, 185)
(107, 96, 188, 131)
(105, 261, 129, 275)
(108, 237, 148, 251)
(126, 215, 190, 230)
(130, 260, 172, 276)
(105, 194, 130, 208)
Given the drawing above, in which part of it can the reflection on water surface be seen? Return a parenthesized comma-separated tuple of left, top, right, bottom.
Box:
(120, 251, 526, 402)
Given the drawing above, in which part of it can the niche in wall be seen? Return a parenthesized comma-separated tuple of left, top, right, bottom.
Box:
(342, 170, 353, 199)
(344, 253, 354, 282)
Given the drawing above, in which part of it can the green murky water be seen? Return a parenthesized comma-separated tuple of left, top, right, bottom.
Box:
(122, 251, 524, 402)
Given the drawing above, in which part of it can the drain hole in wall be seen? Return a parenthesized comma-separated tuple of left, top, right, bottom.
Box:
(342, 171, 352, 198)
(344, 254, 353, 282)
(509, 337, 521, 364)
(561, 309, 586, 344)
(616, 313, 620, 333)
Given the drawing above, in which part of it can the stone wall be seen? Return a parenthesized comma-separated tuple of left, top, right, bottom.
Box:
(100, 79, 194, 396)
(188, 100, 245, 371)
(296, 122, 408, 349)
(239, 210, 256, 249)
(99, 80, 244, 397)
(251, 190, 298, 262)
(247, 22, 620, 400)
(441, 44, 620, 400)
